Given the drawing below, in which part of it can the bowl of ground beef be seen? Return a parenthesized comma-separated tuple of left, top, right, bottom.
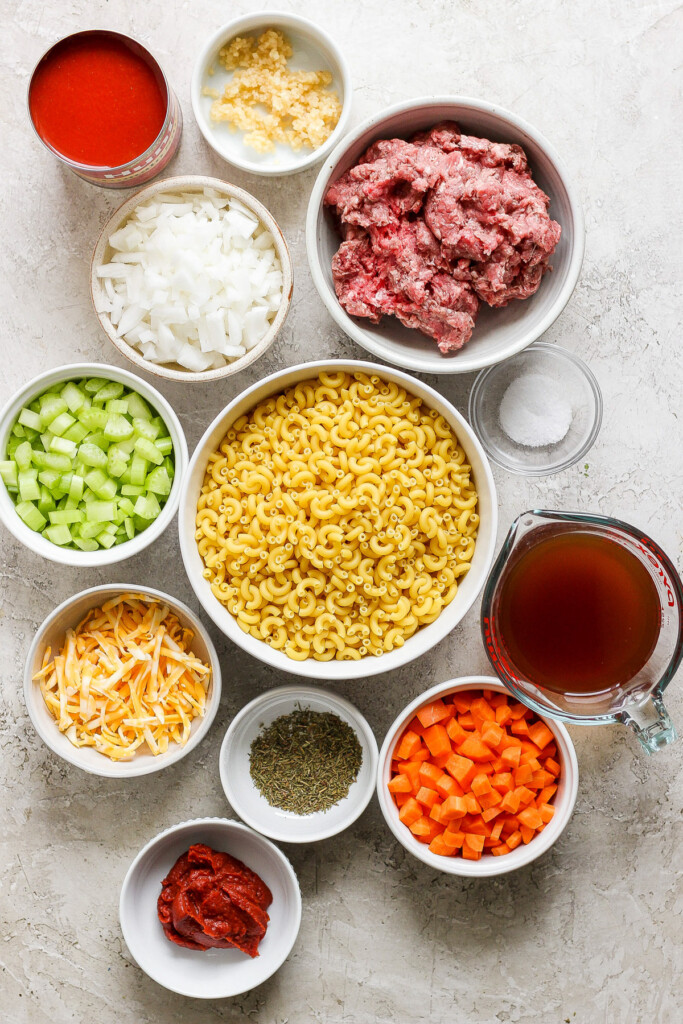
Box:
(306, 97, 584, 374)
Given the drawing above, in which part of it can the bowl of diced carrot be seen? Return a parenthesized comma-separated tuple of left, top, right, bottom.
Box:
(377, 676, 578, 876)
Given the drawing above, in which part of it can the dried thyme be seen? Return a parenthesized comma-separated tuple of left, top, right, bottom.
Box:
(249, 706, 363, 814)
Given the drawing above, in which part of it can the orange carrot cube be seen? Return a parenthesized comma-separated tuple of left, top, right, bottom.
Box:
(394, 729, 422, 760)
(423, 723, 451, 758)
(387, 774, 412, 794)
(398, 798, 422, 826)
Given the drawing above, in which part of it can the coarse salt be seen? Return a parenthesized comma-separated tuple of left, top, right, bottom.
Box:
(499, 372, 573, 447)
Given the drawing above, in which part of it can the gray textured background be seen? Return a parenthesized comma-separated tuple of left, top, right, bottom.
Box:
(1, 1, 682, 1022)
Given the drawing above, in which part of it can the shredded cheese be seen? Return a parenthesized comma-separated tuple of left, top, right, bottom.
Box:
(34, 594, 211, 761)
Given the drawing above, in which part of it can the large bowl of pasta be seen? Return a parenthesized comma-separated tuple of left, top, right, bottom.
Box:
(179, 360, 497, 680)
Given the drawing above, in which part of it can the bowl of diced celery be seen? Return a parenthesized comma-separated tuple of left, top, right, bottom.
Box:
(0, 364, 187, 565)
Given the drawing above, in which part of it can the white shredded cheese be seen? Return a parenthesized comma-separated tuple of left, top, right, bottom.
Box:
(96, 187, 284, 371)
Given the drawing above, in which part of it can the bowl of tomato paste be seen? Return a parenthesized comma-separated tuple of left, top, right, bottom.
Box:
(27, 30, 182, 188)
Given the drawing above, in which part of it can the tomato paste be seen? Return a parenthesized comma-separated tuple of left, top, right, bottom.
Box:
(29, 32, 167, 168)
(157, 844, 272, 956)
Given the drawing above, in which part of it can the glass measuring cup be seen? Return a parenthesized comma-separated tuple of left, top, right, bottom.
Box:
(481, 510, 682, 753)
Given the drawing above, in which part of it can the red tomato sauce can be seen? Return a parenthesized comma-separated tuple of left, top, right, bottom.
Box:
(27, 30, 182, 188)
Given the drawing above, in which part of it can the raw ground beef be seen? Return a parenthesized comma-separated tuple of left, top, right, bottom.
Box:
(324, 122, 561, 353)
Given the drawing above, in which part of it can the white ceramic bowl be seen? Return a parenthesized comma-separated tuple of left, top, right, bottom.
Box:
(178, 359, 498, 680)
(191, 13, 352, 176)
(120, 817, 301, 998)
(306, 96, 585, 374)
(377, 676, 579, 876)
(220, 685, 378, 843)
(91, 175, 293, 383)
(0, 363, 187, 566)
(24, 584, 221, 778)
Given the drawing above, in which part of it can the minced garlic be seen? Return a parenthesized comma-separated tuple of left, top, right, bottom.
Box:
(206, 29, 342, 153)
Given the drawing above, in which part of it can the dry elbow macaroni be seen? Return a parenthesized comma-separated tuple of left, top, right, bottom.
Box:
(196, 372, 479, 661)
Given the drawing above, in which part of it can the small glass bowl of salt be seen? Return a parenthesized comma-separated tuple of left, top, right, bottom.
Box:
(468, 342, 602, 476)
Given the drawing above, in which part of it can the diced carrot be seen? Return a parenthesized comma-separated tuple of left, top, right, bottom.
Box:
(471, 772, 492, 797)
(464, 833, 485, 853)
(531, 769, 555, 788)
(488, 692, 508, 708)
(423, 723, 451, 758)
(506, 830, 522, 850)
(394, 729, 422, 760)
(429, 834, 454, 856)
(495, 704, 512, 726)
(544, 757, 561, 777)
(458, 735, 495, 762)
(394, 792, 410, 807)
(491, 772, 513, 794)
(464, 793, 482, 815)
(442, 829, 465, 849)
(446, 717, 468, 745)
(416, 698, 451, 728)
(470, 697, 495, 722)
(528, 721, 554, 751)
(451, 693, 473, 714)
(500, 790, 521, 814)
(510, 717, 530, 736)
(538, 784, 558, 805)
(483, 689, 494, 701)
(513, 763, 533, 786)
(539, 803, 555, 823)
(440, 795, 467, 821)
(543, 743, 558, 759)
(410, 747, 431, 763)
(418, 761, 444, 789)
(491, 844, 510, 856)
(478, 790, 502, 810)
(489, 756, 506, 773)
(482, 806, 503, 823)
(416, 786, 441, 809)
(407, 716, 426, 737)
(458, 712, 476, 730)
(517, 806, 543, 830)
(398, 798, 422, 826)
(461, 843, 482, 860)
(481, 722, 505, 749)
(520, 825, 536, 845)
(409, 815, 433, 836)
(445, 753, 476, 787)
(500, 744, 522, 769)
(432, 752, 452, 770)
(436, 774, 463, 799)
(429, 802, 444, 823)
(490, 820, 504, 842)
(509, 703, 529, 720)
(515, 786, 536, 808)
(388, 774, 412, 794)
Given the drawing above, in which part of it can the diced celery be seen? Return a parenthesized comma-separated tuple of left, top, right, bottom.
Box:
(84, 471, 117, 501)
(15, 500, 47, 532)
(133, 437, 164, 466)
(106, 446, 129, 478)
(92, 381, 124, 403)
(69, 474, 84, 502)
(40, 433, 53, 452)
(81, 487, 98, 503)
(39, 395, 68, 424)
(84, 378, 108, 394)
(57, 472, 73, 494)
(105, 398, 128, 414)
(156, 436, 173, 457)
(78, 406, 109, 431)
(61, 381, 87, 413)
(130, 454, 149, 485)
(133, 493, 161, 520)
(146, 466, 171, 496)
(85, 500, 117, 522)
(78, 443, 108, 468)
(49, 436, 77, 457)
(62, 422, 89, 444)
(14, 441, 32, 470)
(125, 392, 152, 420)
(82, 432, 111, 451)
(37, 486, 56, 515)
(74, 537, 99, 551)
(38, 468, 61, 491)
(49, 412, 76, 437)
(133, 417, 160, 441)
(0, 461, 18, 488)
(44, 524, 72, 546)
(96, 530, 117, 549)
(163, 456, 175, 479)
(124, 517, 135, 540)
(18, 408, 42, 431)
(77, 519, 108, 539)
(11, 423, 26, 437)
(18, 469, 40, 502)
(31, 451, 72, 472)
(118, 497, 136, 517)
(49, 508, 84, 525)
(104, 414, 134, 442)
(83, 468, 108, 492)
(121, 484, 145, 496)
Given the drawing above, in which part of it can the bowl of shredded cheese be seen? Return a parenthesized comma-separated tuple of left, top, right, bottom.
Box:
(179, 359, 497, 681)
(191, 14, 352, 175)
(24, 585, 221, 777)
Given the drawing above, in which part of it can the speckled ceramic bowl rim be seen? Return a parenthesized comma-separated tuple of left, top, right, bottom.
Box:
(219, 685, 379, 842)
(190, 13, 353, 176)
(467, 342, 603, 476)
(0, 362, 187, 566)
(24, 584, 222, 778)
(90, 175, 293, 383)
(377, 676, 579, 876)
(306, 95, 585, 374)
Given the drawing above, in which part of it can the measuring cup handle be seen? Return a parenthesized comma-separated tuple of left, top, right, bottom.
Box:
(620, 694, 678, 754)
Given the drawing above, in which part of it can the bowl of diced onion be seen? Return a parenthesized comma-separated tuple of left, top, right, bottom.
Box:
(25, 584, 221, 778)
(0, 363, 187, 566)
(91, 175, 293, 383)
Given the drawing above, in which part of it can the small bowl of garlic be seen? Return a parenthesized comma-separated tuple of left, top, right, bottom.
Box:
(90, 175, 293, 383)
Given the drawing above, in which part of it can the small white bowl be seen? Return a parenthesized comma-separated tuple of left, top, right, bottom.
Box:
(220, 685, 378, 843)
(24, 584, 221, 778)
(91, 175, 293, 383)
(120, 817, 302, 998)
(192, 13, 352, 176)
(0, 363, 187, 566)
(377, 676, 579, 877)
(178, 359, 498, 681)
(306, 96, 584, 375)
